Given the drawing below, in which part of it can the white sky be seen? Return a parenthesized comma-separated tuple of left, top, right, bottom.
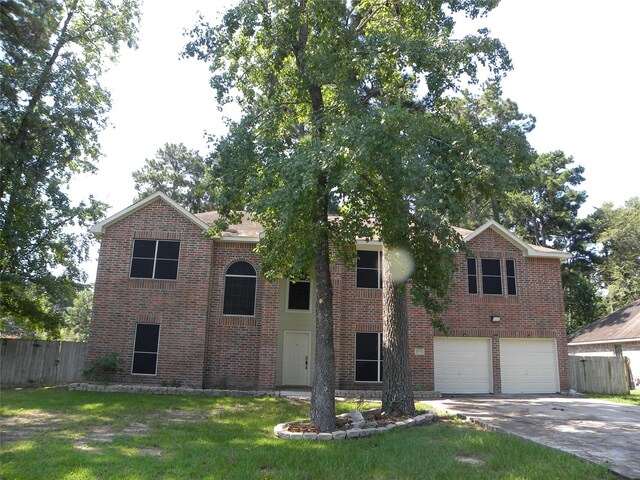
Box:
(71, 0, 640, 282)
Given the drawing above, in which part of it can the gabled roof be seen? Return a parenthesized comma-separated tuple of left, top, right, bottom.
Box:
(90, 194, 570, 259)
(90, 191, 209, 237)
(462, 220, 571, 260)
(568, 300, 640, 345)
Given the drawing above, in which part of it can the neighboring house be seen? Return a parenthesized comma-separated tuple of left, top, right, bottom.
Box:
(87, 192, 571, 394)
(568, 300, 640, 387)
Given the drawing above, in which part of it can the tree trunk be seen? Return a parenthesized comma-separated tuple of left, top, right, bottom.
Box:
(381, 244, 415, 416)
(310, 193, 336, 431)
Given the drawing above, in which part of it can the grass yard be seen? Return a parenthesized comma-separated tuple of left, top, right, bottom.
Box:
(586, 389, 640, 407)
(1, 388, 615, 480)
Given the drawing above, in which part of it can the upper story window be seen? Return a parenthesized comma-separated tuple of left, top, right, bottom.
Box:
(223, 261, 257, 316)
(132, 323, 160, 375)
(467, 258, 478, 294)
(357, 250, 382, 288)
(481, 259, 502, 294)
(130, 240, 180, 280)
(287, 280, 311, 311)
(467, 257, 517, 296)
(505, 259, 517, 295)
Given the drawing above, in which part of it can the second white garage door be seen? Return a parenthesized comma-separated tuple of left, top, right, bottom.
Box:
(434, 337, 492, 394)
(500, 338, 559, 394)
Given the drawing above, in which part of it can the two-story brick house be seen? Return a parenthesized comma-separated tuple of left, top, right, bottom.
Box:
(87, 191, 571, 394)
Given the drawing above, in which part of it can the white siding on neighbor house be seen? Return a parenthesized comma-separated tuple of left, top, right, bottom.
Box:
(434, 337, 492, 394)
(500, 338, 559, 394)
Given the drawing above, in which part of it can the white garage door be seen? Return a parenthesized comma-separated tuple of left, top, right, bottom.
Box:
(434, 337, 492, 394)
(500, 339, 559, 394)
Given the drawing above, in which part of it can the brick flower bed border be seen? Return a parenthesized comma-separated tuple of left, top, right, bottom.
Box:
(274, 410, 435, 440)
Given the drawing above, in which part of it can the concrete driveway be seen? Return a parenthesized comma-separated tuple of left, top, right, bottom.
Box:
(423, 396, 640, 479)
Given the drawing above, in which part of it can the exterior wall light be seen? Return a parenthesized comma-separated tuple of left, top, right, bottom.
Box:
(491, 315, 501, 322)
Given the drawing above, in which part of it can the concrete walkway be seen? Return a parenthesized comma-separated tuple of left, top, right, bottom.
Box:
(423, 396, 640, 479)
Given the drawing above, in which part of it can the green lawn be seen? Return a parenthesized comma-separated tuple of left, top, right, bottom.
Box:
(1, 388, 614, 480)
(586, 389, 640, 407)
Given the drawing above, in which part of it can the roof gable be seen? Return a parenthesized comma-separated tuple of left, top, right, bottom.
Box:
(463, 220, 571, 260)
(90, 191, 209, 237)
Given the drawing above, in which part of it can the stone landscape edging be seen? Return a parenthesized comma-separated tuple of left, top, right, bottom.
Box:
(273, 409, 435, 441)
(67, 383, 441, 400)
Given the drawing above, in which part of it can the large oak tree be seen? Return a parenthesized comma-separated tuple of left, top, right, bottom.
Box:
(185, 0, 510, 429)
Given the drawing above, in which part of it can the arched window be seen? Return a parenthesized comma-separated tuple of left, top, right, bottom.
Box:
(223, 261, 257, 315)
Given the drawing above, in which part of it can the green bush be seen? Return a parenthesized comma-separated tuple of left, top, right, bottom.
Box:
(81, 353, 124, 384)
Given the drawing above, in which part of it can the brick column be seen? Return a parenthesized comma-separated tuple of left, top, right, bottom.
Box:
(258, 279, 279, 389)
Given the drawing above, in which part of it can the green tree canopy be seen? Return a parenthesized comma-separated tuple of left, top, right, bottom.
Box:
(186, 0, 511, 427)
(505, 150, 587, 249)
(132, 142, 216, 213)
(0, 0, 140, 335)
(591, 197, 640, 312)
(60, 288, 93, 341)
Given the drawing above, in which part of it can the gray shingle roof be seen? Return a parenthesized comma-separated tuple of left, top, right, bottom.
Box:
(568, 300, 640, 344)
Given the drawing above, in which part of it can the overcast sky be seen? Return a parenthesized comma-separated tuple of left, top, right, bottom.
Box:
(71, 0, 640, 282)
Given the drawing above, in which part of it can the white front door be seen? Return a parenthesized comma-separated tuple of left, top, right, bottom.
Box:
(282, 331, 310, 386)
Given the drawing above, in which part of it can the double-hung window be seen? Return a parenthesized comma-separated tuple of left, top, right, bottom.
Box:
(355, 332, 383, 382)
(505, 259, 517, 295)
(481, 259, 502, 295)
(356, 250, 382, 288)
(130, 240, 180, 280)
(132, 324, 160, 375)
(467, 258, 478, 294)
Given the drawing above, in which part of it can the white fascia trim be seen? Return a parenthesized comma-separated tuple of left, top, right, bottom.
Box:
(356, 239, 383, 246)
(216, 236, 259, 243)
(90, 191, 209, 237)
(464, 220, 571, 260)
(568, 338, 640, 346)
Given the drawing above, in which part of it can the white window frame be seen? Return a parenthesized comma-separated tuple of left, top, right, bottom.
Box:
(131, 323, 160, 376)
(480, 258, 503, 295)
(355, 332, 383, 383)
(222, 261, 258, 316)
(130, 239, 180, 280)
(356, 250, 383, 289)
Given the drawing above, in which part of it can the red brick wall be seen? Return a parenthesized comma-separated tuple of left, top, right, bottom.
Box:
(87, 199, 213, 388)
(90, 205, 568, 392)
(202, 241, 279, 389)
(433, 229, 568, 392)
(333, 228, 569, 392)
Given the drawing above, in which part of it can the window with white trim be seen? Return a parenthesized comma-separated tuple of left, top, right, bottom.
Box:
(287, 280, 311, 311)
(355, 332, 383, 382)
(223, 261, 257, 316)
(132, 324, 160, 375)
(356, 250, 382, 288)
(130, 240, 180, 280)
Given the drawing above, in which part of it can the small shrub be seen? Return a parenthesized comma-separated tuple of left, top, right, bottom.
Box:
(82, 353, 124, 384)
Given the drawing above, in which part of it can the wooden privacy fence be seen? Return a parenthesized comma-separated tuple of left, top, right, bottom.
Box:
(569, 355, 629, 395)
(1, 339, 87, 386)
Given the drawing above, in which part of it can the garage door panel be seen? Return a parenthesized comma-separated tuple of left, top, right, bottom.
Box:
(500, 339, 559, 394)
(434, 338, 492, 394)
